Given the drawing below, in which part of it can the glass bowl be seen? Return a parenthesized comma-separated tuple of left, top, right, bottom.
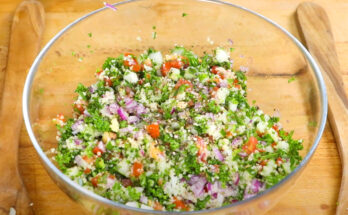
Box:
(22, 0, 327, 214)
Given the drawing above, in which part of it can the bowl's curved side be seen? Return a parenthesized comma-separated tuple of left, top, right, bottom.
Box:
(22, 0, 327, 214)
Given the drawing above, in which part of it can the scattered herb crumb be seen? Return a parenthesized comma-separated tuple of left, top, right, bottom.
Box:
(72, 51, 76, 56)
(182, 12, 187, 17)
(88, 32, 92, 38)
(308, 121, 317, 128)
(87, 44, 91, 48)
(230, 47, 235, 52)
(252, 100, 256, 104)
(78, 57, 83, 62)
(152, 25, 156, 30)
(152, 31, 157, 39)
(288, 76, 296, 83)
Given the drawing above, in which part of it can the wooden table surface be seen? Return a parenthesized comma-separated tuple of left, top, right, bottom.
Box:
(0, 0, 347, 214)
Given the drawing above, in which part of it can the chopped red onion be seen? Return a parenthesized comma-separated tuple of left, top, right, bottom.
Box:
(188, 176, 207, 198)
(140, 195, 148, 204)
(194, 102, 202, 110)
(212, 193, 218, 199)
(206, 182, 212, 191)
(74, 155, 84, 167)
(97, 141, 106, 153)
(251, 179, 263, 193)
(231, 137, 242, 147)
(170, 108, 176, 114)
(117, 107, 128, 120)
(213, 147, 224, 161)
(74, 139, 82, 145)
(127, 115, 139, 124)
(239, 152, 248, 157)
(136, 104, 146, 116)
(83, 109, 91, 117)
(89, 85, 96, 93)
(227, 38, 234, 45)
(140, 149, 145, 156)
(71, 120, 84, 134)
(103, 2, 117, 11)
(134, 130, 144, 140)
(219, 80, 228, 88)
(119, 126, 134, 133)
(108, 103, 119, 114)
(106, 176, 116, 189)
(234, 173, 240, 185)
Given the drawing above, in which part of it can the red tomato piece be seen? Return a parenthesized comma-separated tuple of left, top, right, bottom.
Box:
(243, 136, 258, 154)
(147, 124, 160, 139)
(132, 161, 144, 177)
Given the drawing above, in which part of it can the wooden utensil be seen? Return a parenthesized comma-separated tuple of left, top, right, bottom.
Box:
(297, 2, 348, 215)
(0, 0, 44, 214)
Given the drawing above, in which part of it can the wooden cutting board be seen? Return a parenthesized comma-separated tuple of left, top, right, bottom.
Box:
(0, 0, 347, 214)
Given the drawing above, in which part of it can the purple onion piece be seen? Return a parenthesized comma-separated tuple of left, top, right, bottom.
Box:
(108, 103, 119, 114)
(106, 177, 116, 189)
(74, 139, 82, 145)
(170, 108, 176, 114)
(127, 115, 139, 124)
(251, 179, 263, 193)
(234, 173, 240, 186)
(213, 147, 224, 161)
(117, 107, 128, 120)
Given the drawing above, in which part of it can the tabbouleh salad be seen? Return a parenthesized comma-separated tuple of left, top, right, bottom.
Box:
(52, 46, 303, 211)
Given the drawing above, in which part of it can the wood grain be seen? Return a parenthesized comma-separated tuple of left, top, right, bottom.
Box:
(297, 2, 348, 214)
(0, 0, 346, 215)
(0, 0, 44, 214)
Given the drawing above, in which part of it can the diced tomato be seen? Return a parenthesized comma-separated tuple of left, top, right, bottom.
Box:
(272, 125, 280, 134)
(91, 176, 98, 187)
(82, 155, 93, 163)
(154, 201, 163, 211)
(161, 60, 183, 76)
(196, 136, 207, 162)
(138, 79, 144, 85)
(158, 178, 163, 185)
(259, 160, 268, 166)
(211, 66, 219, 74)
(161, 62, 171, 76)
(132, 161, 144, 177)
(256, 130, 264, 137)
(226, 131, 232, 137)
(173, 197, 188, 211)
(175, 79, 193, 90)
(213, 86, 219, 91)
(96, 69, 103, 76)
(74, 103, 85, 114)
(103, 77, 113, 87)
(243, 136, 258, 154)
(93, 146, 103, 155)
(131, 64, 142, 72)
(276, 157, 283, 165)
(218, 73, 225, 79)
(147, 124, 160, 139)
(84, 168, 91, 174)
(271, 142, 277, 148)
(188, 100, 194, 107)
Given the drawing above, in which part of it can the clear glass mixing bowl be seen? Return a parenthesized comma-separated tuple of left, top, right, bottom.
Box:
(23, 0, 327, 214)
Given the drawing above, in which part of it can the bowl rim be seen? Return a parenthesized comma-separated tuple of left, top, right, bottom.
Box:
(22, 0, 328, 214)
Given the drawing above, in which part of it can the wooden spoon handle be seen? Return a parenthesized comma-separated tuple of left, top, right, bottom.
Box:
(0, 0, 44, 214)
(297, 2, 348, 215)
